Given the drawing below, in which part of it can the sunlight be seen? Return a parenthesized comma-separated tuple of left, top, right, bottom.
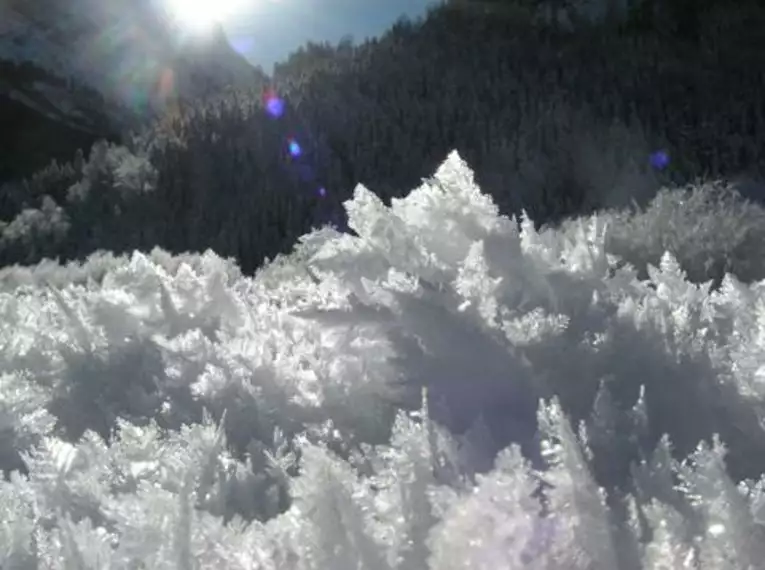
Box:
(165, 0, 248, 32)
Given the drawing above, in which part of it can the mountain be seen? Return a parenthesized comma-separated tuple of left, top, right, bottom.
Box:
(0, 0, 267, 184)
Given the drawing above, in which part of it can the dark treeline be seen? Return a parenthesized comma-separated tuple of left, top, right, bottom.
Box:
(0, 59, 125, 186)
(2, 0, 765, 274)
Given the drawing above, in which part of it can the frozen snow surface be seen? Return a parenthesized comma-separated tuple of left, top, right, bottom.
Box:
(2, 152, 765, 568)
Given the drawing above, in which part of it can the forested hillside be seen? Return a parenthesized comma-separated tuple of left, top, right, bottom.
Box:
(2, 0, 765, 277)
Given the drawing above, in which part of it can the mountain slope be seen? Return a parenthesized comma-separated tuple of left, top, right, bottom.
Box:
(0, 0, 267, 184)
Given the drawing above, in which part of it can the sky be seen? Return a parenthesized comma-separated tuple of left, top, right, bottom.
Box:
(222, 0, 441, 72)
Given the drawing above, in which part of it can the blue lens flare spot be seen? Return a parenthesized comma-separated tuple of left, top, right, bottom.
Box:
(650, 150, 670, 170)
(263, 90, 285, 118)
(287, 138, 302, 157)
(318, 187, 327, 197)
(297, 163, 314, 181)
(230, 36, 255, 57)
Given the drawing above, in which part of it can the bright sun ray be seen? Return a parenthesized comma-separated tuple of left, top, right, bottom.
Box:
(165, 0, 247, 32)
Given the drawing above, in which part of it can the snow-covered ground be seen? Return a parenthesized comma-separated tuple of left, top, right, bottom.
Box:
(2, 152, 765, 568)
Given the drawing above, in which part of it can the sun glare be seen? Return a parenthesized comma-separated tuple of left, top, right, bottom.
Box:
(166, 0, 247, 32)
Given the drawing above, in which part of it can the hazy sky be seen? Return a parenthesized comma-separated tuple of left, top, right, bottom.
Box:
(222, 0, 440, 71)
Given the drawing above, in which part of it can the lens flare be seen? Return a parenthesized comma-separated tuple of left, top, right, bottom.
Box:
(165, 0, 246, 31)
(264, 91, 285, 118)
(229, 35, 255, 57)
(650, 150, 670, 170)
(287, 138, 302, 157)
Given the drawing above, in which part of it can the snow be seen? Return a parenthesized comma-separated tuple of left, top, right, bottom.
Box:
(2, 151, 765, 567)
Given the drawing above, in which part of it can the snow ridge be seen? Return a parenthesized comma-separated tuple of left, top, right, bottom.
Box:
(2, 152, 765, 567)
